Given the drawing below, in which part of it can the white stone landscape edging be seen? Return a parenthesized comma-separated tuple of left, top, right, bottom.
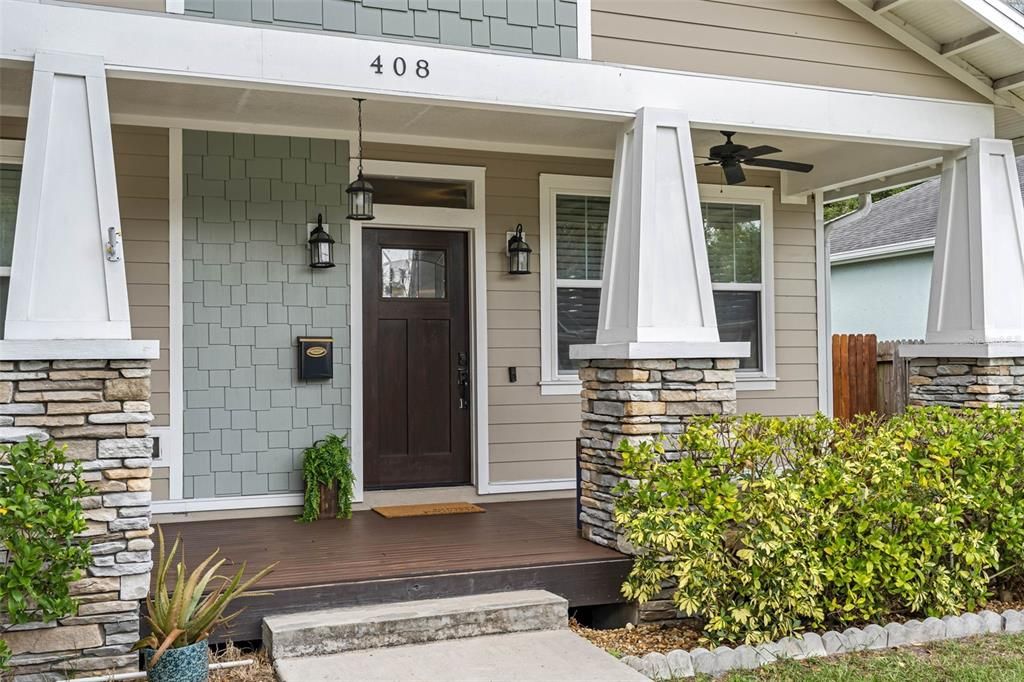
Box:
(621, 608, 1024, 679)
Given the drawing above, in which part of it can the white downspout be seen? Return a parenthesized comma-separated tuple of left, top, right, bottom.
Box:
(817, 192, 872, 416)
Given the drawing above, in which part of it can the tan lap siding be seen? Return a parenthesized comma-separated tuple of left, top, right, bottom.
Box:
(365, 143, 612, 484)
(114, 125, 170, 427)
(591, 0, 986, 102)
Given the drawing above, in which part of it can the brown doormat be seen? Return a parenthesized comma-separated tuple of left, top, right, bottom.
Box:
(372, 502, 486, 518)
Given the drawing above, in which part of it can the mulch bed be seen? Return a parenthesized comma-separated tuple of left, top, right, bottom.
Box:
(571, 587, 1024, 658)
(571, 619, 704, 657)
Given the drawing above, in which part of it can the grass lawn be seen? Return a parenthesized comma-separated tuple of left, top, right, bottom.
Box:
(716, 633, 1024, 681)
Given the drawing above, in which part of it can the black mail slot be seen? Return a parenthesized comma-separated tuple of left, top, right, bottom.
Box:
(298, 337, 333, 380)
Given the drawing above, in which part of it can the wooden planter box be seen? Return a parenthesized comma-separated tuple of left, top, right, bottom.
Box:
(318, 481, 339, 519)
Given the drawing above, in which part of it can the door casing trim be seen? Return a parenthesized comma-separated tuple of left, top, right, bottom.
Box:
(350, 159, 490, 500)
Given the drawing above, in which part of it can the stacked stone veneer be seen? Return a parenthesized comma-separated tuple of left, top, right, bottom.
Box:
(0, 359, 154, 680)
(908, 357, 1024, 408)
(577, 357, 738, 552)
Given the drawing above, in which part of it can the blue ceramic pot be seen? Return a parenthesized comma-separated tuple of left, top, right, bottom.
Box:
(143, 641, 209, 682)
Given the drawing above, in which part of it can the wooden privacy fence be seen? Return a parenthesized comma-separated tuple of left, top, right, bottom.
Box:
(832, 334, 922, 420)
(832, 334, 877, 420)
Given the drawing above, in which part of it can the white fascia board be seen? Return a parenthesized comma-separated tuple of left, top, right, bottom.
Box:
(0, 0, 994, 149)
(830, 238, 936, 264)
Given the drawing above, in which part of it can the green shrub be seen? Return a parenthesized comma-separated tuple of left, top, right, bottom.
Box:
(0, 438, 92, 668)
(615, 407, 1024, 645)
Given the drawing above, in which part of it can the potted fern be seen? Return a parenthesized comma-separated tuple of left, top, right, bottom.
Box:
(134, 528, 276, 682)
(299, 433, 354, 522)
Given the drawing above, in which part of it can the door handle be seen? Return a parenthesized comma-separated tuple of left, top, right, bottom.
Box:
(457, 353, 470, 409)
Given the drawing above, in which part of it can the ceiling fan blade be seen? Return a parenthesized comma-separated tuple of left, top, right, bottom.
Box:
(736, 145, 781, 160)
(743, 158, 814, 173)
(723, 163, 746, 185)
(698, 161, 719, 166)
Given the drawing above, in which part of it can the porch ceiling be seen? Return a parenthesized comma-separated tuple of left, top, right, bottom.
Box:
(0, 61, 948, 200)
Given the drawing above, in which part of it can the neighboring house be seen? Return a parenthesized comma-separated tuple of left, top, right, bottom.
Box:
(830, 156, 1024, 341)
(4, 0, 1024, 675)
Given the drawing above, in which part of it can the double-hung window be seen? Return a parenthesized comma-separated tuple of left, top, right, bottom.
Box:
(0, 140, 23, 340)
(539, 176, 775, 394)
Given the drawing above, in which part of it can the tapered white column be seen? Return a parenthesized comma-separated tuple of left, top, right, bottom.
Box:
(5, 52, 131, 340)
(906, 138, 1024, 358)
(572, 108, 747, 360)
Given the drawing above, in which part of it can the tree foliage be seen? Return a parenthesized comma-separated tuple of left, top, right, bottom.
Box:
(824, 184, 918, 222)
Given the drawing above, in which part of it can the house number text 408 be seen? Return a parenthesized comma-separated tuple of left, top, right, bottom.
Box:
(370, 55, 430, 78)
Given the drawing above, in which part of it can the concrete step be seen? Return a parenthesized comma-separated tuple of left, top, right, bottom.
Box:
(274, 630, 650, 682)
(263, 590, 568, 659)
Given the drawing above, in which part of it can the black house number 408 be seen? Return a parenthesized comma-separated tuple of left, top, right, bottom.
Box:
(370, 55, 430, 78)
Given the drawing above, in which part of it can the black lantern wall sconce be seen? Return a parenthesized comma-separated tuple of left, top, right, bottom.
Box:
(507, 223, 532, 275)
(308, 214, 335, 269)
(346, 98, 375, 221)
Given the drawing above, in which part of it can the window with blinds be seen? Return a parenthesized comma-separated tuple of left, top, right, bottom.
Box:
(551, 195, 767, 373)
(554, 194, 609, 373)
(702, 201, 764, 370)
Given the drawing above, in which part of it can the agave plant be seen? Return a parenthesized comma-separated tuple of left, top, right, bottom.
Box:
(134, 527, 276, 668)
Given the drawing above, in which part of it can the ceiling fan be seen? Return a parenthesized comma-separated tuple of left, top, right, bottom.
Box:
(700, 131, 814, 186)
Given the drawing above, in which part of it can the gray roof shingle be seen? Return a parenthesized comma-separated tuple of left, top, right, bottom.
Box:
(830, 156, 1024, 256)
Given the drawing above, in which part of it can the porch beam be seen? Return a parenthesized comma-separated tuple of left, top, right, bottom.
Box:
(994, 71, 1024, 92)
(873, 0, 917, 13)
(0, 0, 993, 150)
(940, 27, 1000, 56)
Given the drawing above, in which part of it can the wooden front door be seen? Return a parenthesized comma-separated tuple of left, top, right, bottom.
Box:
(363, 228, 472, 489)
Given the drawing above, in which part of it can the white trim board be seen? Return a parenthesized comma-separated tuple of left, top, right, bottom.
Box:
(830, 238, 936, 264)
(815, 191, 833, 417)
(167, 128, 184, 501)
(0, 339, 159, 360)
(0, 0, 995, 150)
(348, 159, 499, 498)
(576, 0, 593, 60)
(0, 139, 24, 165)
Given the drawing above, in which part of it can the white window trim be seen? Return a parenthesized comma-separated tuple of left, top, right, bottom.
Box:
(0, 139, 24, 340)
(539, 174, 611, 395)
(539, 177, 776, 395)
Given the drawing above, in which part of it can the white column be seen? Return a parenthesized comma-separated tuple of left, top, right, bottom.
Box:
(5, 52, 131, 341)
(906, 138, 1024, 358)
(572, 108, 747, 360)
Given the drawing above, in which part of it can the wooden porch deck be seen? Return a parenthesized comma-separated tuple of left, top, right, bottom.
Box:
(160, 499, 630, 642)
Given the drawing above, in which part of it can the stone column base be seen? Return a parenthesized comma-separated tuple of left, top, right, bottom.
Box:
(577, 357, 738, 624)
(577, 357, 738, 551)
(0, 359, 154, 679)
(908, 357, 1024, 408)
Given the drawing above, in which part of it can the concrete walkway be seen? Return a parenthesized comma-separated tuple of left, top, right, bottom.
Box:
(274, 629, 649, 682)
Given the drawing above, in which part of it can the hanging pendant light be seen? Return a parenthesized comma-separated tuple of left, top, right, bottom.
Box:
(346, 98, 375, 221)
